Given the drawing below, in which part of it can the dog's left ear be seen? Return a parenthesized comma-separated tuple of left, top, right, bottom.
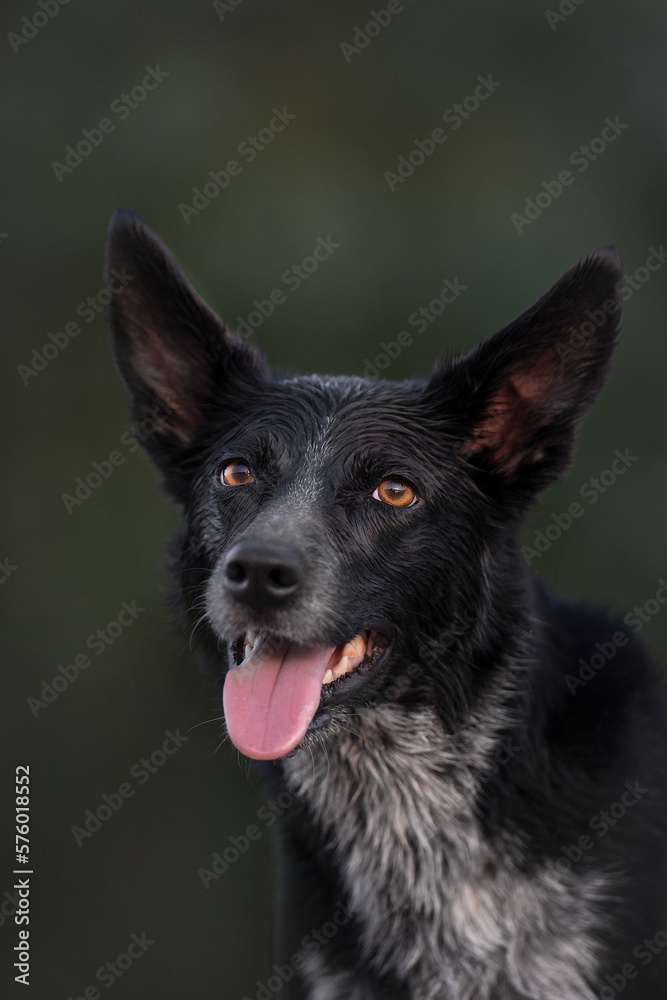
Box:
(428, 248, 622, 492)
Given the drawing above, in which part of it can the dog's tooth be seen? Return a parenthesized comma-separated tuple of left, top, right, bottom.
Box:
(340, 634, 367, 665)
(332, 657, 352, 679)
(245, 628, 260, 648)
(351, 633, 367, 657)
(244, 643, 252, 660)
(325, 634, 369, 681)
(323, 669, 334, 685)
(339, 634, 365, 660)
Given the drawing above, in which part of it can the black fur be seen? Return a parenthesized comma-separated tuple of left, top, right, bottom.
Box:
(105, 210, 667, 999)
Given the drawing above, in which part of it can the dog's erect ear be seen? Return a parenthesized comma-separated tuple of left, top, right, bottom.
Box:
(428, 248, 622, 493)
(104, 210, 264, 466)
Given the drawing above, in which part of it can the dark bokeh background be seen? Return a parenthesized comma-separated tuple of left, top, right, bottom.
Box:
(2, 1, 667, 997)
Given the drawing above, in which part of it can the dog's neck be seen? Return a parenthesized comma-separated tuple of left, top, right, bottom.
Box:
(281, 697, 605, 999)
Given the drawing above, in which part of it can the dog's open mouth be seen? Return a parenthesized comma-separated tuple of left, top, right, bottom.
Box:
(223, 629, 390, 761)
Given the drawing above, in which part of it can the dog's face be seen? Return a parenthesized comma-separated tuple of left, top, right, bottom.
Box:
(105, 211, 621, 760)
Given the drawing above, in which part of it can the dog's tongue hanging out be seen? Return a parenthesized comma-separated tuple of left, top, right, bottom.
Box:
(223, 635, 335, 759)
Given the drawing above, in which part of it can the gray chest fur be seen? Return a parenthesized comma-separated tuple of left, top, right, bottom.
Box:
(283, 705, 608, 1000)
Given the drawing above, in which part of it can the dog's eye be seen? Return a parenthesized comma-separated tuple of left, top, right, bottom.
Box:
(221, 461, 254, 486)
(373, 478, 417, 507)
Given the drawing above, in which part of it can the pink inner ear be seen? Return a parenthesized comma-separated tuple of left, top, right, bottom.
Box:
(130, 319, 210, 444)
(466, 358, 563, 476)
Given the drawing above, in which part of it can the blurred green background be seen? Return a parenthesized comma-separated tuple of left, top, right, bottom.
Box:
(2, 1, 667, 997)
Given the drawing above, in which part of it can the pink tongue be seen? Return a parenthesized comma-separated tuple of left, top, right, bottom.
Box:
(223, 636, 336, 760)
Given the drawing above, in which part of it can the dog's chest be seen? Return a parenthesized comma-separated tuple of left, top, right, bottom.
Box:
(283, 706, 605, 1000)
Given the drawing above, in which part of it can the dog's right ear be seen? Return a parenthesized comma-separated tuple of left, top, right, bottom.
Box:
(104, 210, 265, 480)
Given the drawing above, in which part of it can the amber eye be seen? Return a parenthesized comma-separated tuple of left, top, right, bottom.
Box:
(373, 478, 417, 507)
(220, 461, 254, 486)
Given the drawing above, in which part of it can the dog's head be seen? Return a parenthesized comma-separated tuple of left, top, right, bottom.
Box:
(105, 210, 622, 760)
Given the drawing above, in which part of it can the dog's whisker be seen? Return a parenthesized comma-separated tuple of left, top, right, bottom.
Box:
(186, 716, 226, 733)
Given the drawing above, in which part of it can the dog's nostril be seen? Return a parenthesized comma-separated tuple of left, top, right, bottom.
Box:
(267, 565, 298, 592)
(225, 560, 248, 585)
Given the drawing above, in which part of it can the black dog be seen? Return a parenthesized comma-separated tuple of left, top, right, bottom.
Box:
(105, 211, 667, 999)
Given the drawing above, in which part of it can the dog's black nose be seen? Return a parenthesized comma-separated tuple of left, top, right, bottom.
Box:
(223, 541, 303, 608)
